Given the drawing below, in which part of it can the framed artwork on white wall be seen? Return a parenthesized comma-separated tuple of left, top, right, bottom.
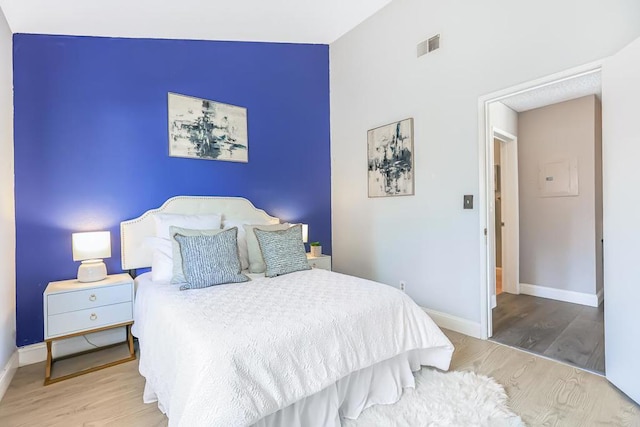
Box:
(367, 118, 414, 197)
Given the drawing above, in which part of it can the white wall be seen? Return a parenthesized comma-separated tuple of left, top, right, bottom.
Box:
(0, 4, 16, 396)
(490, 102, 518, 137)
(330, 0, 640, 324)
(518, 96, 600, 295)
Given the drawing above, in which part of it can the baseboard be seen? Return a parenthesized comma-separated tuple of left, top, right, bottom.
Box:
(596, 288, 604, 306)
(422, 307, 483, 339)
(18, 327, 126, 366)
(0, 351, 18, 401)
(18, 343, 47, 367)
(519, 283, 600, 307)
(491, 294, 497, 309)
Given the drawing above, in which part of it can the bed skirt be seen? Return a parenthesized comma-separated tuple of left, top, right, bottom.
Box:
(143, 346, 450, 427)
(251, 347, 450, 427)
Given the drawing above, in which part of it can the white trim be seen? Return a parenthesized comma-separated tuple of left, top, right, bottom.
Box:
(479, 62, 604, 106)
(0, 351, 18, 401)
(18, 343, 46, 366)
(477, 95, 490, 340)
(491, 295, 497, 309)
(493, 128, 517, 142)
(422, 307, 483, 339)
(519, 283, 600, 307)
(496, 132, 520, 296)
(597, 288, 604, 306)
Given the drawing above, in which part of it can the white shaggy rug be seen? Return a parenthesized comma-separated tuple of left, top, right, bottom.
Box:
(344, 369, 526, 427)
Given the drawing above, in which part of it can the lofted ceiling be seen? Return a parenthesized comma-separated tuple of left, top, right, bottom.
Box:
(0, 0, 392, 44)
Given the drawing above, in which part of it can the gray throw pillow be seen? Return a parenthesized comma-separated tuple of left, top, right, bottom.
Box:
(174, 227, 249, 290)
(169, 226, 224, 284)
(254, 224, 311, 278)
(244, 223, 290, 273)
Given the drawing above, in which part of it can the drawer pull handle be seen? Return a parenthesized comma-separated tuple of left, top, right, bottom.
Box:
(312, 263, 317, 268)
(90, 313, 97, 321)
(89, 294, 97, 301)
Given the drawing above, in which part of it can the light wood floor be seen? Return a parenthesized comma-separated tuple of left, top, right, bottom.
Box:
(0, 330, 638, 426)
(492, 293, 605, 373)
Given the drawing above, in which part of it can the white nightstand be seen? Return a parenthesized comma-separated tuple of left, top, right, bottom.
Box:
(43, 273, 135, 385)
(306, 253, 332, 271)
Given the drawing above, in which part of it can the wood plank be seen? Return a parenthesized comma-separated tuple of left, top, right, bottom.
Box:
(446, 330, 640, 426)
(492, 293, 604, 373)
(543, 318, 605, 373)
(0, 329, 636, 426)
(492, 294, 583, 353)
(492, 292, 542, 332)
(0, 358, 168, 427)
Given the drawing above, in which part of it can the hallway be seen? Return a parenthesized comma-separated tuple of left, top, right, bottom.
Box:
(492, 293, 604, 373)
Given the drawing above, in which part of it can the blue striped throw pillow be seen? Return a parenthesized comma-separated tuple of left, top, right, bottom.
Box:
(174, 227, 249, 290)
(254, 224, 311, 278)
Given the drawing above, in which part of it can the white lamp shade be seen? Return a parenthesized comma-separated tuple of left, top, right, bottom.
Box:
(72, 231, 111, 261)
(301, 224, 308, 243)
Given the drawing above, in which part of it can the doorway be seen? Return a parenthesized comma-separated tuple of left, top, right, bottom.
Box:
(480, 65, 605, 373)
(494, 138, 502, 300)
(489, 128, 519, 313)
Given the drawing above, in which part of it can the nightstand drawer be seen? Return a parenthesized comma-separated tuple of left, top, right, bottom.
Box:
(47, 302, 133, 338)
(308, 256, 331, 271)
(47, 284, 132, 315)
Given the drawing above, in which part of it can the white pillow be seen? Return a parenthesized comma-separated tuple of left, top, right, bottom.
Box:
(223, 218, 279, 270)
(145, 237, 173, 282)
(153, 213, 222, 239)
(244, 223, 290, 273)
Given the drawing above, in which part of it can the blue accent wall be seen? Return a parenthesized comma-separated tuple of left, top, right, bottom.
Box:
(13, 34, 331, 346)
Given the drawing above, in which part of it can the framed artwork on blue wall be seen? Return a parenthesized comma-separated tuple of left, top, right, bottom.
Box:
(168, 92, 248, 162)
(367, 118, 414, 197)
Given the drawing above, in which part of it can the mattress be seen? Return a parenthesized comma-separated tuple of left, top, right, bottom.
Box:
(133, 269, 454, 426)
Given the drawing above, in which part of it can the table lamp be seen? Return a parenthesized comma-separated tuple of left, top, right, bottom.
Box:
(72, 231, 111, 282)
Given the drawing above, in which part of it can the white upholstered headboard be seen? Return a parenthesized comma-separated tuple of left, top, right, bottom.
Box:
(120, 196, 279, 270)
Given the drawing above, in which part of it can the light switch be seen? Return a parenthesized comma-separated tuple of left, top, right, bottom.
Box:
(463, 195, 473, 209)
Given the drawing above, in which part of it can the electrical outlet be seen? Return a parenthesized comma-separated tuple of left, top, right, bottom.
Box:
(399, 281, 406, 292)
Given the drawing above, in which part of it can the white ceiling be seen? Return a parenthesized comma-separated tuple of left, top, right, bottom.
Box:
(0, 0, 393, 44)
(500, 71, 602, 113)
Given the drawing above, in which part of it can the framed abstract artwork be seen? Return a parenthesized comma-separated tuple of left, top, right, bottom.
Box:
(168, 93, 248, 162)
(367, 118, 415, 197)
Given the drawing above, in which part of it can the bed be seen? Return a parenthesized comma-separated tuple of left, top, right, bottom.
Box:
(121, 196, 454, 426)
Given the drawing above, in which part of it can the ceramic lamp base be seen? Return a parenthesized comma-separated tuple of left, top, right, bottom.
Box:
(310, 246, 322, 257)
(77, 259, 107, 282)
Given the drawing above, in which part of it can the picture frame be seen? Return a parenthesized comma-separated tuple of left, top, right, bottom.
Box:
(367, 118, 415, 197)
(168, 92, 248, 163)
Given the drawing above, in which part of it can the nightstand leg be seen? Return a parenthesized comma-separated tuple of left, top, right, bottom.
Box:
(44, 340, 52, 385)
(127, 324, 135, 357)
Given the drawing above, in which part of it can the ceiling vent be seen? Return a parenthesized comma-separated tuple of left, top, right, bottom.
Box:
(417, 34, 440, 58)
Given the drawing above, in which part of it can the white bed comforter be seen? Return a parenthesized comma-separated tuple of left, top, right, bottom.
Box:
(133, 269, 454, 426)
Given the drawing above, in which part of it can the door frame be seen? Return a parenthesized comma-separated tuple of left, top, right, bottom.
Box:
(477, 60, 604, 339)
(493, 128, 519, 297)
(485, 127, 518, 337)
